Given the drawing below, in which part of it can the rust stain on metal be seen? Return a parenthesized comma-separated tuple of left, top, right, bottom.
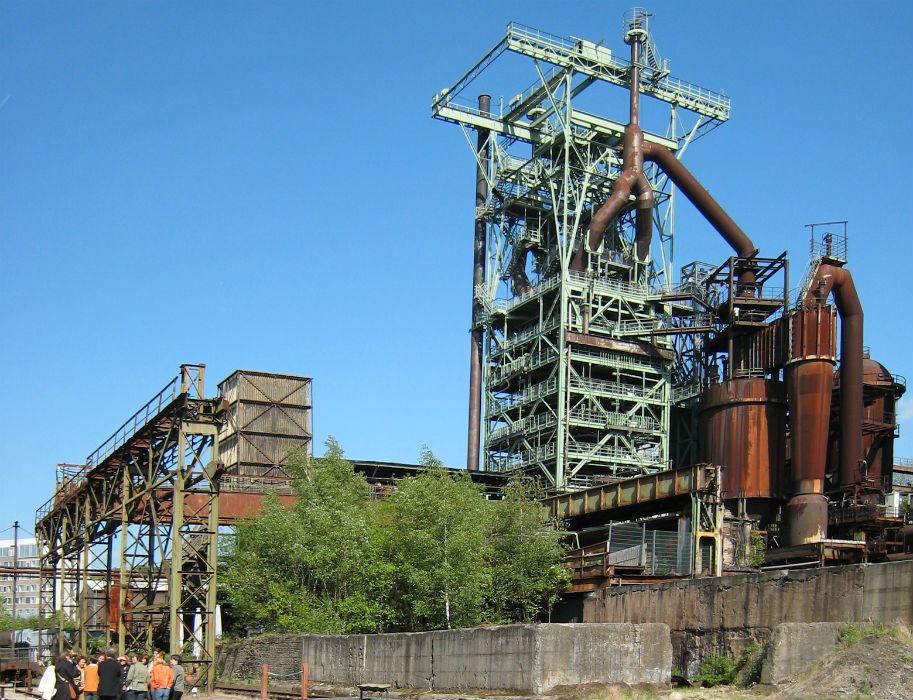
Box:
(698, 378, 786, 503)
(805, 264, 863, 489)
(785, 493, 828, 546)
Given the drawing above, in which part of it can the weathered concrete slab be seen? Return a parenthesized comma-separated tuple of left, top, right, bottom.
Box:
(217, 623, 672, 692)
(430, 625, 537, 691)
(583, 559, 913, 678)
(535, 623, 671, 690)
(760, 622, 842, 686)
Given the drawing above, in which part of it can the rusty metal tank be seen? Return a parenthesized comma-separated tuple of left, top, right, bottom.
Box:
(698, 377, 786, 518)
(830, 354, 907, 500)
(784, 305, 836, 545)
(862, 356, 903, 487)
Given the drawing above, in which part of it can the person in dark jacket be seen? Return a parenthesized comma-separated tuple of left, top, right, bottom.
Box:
(118, 656, 130, 700)
(97, 649, 122, 700)
(54, 653, 79, 700)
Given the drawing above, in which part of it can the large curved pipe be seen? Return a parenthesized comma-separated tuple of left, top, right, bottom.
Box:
(641, 143, 756, 261)
(571, 28, 653, 272)
(510, 248, 533, 295)
(570, 52, 756, 281)
(805, 264, 864, 489)
(642, 142, 758, 288)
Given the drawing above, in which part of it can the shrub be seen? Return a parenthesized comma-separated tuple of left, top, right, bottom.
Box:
(697, 653, 735, 687)
(839, 624, 862, 646)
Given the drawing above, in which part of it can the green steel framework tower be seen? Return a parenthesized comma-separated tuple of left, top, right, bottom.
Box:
(433, 11, 731, 490)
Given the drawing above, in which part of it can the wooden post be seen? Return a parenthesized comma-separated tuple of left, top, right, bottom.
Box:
(300, 661, 308, 700)
(260, 664, 269, 700)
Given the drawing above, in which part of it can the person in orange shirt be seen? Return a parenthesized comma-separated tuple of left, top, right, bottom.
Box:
(148, 657, 173, 700)
(83, 657, 100, 700)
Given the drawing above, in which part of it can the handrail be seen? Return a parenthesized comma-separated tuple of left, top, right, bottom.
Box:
(86, 376, 180, 468)
(505, 22, 730, 120)
(569, 376, 665, 402)
(569, 346, 664, 373)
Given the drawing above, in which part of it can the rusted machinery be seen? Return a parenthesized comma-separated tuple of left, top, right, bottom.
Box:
(584, 19, 907, 565)
(438, 9, 907, 573)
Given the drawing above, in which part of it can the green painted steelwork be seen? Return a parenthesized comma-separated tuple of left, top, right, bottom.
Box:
(544, 463, 717, 520)
(35, 365, 222, 691)
(434, 17, 730, 491)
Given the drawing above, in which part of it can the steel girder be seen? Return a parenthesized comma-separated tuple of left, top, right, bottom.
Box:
(36, 365, 222, 691)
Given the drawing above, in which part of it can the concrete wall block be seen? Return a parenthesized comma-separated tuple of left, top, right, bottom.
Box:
(430, 625, 538, 691)
(863, 561, 913, 622)
(583, 560, 913, 681)
(585, 561, 892, 632)
(300, 634, 362, 685)
(760, 622, 842, 686)
(219, 624, 672, 692)
(362, 632, 433, 688)
(535, 623, 671, 691)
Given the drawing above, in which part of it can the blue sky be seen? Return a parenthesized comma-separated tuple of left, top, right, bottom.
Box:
(1, 1, 912, 529)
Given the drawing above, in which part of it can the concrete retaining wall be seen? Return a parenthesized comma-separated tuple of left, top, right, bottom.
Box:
(217, 623, 672, 693)
(583, 559, 913, 677)
(760, 623, 843, 685)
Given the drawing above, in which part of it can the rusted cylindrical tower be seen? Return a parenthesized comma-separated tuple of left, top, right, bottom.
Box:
(698, 377, 787, 521)
(784, 305, 837, 545)
(860, 356, 905, 488)
(830, 354, 907, 503)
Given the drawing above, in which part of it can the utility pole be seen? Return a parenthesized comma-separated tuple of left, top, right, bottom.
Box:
(11, 521, 19, 657)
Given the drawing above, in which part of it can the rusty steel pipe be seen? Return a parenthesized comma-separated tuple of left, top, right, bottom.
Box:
(573, 61, 757, 277)
(572, 27, 653, 272)
(260, 664, 268, 700)
(510, 248, 533, 295)
(786, 359, 834, 495)
(805, 264, 864, 489)
(467, 94, 490, 472)
(629, 31, 641, 126)
(626, 33, 654, 263)
(642, 141, 757, 287)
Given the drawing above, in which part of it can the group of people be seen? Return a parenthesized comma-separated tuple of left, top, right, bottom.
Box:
(38, 649, 187, 700)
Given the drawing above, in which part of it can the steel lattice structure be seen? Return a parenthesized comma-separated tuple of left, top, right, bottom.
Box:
(434, 16, 731, 490)
(35, 365, 222, 690)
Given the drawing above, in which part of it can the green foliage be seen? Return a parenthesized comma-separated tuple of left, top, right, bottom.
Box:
(486, 477, 570, 624)
(732, 642, 764, 686)
(748, 531, 766, 568)
(697, 653, 735, 687)
(86, 636, 107, 655)
(220, 439, 395, 635)
(380, 450, 492, 630)
(865, 620, 897, 639)
(839, 624, 862, 646)
(0, 600, 69, 633)
(220, 440, 569, 635)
